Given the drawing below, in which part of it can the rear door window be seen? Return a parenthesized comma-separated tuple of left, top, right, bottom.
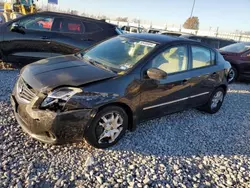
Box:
(191, 46, 216, 69)
(52, 18, 84, 34)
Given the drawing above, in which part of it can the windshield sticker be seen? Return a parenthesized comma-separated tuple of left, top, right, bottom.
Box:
(118, 71, 126, 75)
(138, 41, 156, 48)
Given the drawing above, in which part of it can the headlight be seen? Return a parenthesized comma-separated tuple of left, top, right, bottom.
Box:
(41, 87, 82, 111)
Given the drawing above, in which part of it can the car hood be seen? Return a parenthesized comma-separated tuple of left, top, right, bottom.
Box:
(21, 55, 117, 92)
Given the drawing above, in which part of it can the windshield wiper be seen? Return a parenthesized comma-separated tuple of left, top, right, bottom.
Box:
(85, 58, 116, 73)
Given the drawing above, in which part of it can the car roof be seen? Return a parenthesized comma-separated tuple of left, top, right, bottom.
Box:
(162, 31, 193, 35)
(123, 33, 190, 44)
(182, 34, 236, 42)
(39, 11, 113, 25)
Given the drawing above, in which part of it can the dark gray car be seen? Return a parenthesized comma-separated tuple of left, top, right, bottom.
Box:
(11, 34, 231, 148)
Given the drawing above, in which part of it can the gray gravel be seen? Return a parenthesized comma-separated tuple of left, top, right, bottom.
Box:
(1, 70, 250, 187)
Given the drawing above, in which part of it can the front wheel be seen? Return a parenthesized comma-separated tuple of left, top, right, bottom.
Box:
(228, 67, 238, 83)
(85, 106, 128, 148)
(198, 88, 225, 114)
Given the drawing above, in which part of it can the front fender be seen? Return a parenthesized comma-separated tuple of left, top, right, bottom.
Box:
(65, 91, 121, 110)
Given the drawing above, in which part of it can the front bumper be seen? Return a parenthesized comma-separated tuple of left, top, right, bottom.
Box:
(11, 95, 95, 144)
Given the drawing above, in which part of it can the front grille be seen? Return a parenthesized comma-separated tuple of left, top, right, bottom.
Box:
(17, 78, 36, 103)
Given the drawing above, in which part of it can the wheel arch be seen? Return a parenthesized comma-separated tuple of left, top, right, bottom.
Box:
(228, 61, 240, 77)
(97, 102, 135, 131)
(216, 84, 228, 95)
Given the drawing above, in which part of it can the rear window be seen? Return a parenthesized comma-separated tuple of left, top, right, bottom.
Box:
(83, 21, 102, 33)
(202, 39, 220, 49)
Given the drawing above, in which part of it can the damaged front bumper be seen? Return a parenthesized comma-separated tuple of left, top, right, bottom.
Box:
(11, 95, 96, 144)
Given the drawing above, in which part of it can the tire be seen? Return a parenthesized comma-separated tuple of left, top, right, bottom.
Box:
(85, 106, 128, 148)
(198, 87, 225, 114)
(228, 66, 238, 83)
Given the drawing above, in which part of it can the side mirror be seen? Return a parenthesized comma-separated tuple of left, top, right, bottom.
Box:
(10, 22, 24, 33)
(147, 68, 167, 80)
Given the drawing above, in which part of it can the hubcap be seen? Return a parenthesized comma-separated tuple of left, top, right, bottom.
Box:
(211, 91, 224, 109)
(97, 112, 123, 144)
(228, 69, 235, 82)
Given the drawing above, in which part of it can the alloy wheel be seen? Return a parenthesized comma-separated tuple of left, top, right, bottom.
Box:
(228, 68, 235, 83)
(211, 91, 224, 109)
(97, 112, 124, 144)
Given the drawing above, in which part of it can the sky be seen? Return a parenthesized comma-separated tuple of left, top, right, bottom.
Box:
(41, 0, 250, 32)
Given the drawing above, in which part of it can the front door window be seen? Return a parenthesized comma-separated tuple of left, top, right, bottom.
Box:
(19, 15, 54, 31)
(151, 45, 188, 74)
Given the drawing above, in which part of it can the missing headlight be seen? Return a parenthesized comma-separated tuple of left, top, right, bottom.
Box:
(40, 87, 82, 112)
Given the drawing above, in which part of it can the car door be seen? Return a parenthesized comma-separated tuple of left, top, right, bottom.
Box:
(2, 14, 54, 65)
(187, 45, 220, 107)
(240, 50, 250, 73)
(139, 44, 193, 121)
(50, 17, 93, 57)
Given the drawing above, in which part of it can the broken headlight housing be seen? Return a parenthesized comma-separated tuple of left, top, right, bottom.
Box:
(41, 87, 82, 111)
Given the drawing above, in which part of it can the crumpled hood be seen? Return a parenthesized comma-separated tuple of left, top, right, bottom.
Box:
(21, 55, 116, 92)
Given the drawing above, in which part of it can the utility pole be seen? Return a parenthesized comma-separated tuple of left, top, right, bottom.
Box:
(190, 0, 196, 18)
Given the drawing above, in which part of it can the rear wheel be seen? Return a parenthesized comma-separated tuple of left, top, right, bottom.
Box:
(85, 106, 128, 148)
(228, 66, 238, 83)
(198, 87, 225, 114)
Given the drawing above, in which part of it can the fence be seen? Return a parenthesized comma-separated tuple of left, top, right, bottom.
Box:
(108, 20, 250, 42)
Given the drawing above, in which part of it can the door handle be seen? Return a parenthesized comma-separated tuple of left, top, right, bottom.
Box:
(182, 79, 189, 84)
(81, 38, 93, 41)
(41, 36, 49, 40)
(211, 72, 217, 78)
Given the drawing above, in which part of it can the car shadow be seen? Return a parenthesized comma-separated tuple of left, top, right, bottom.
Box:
(108, 88, 250, 157)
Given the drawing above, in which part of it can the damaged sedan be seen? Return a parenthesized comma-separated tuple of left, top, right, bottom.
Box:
(11, 34, 231, 148)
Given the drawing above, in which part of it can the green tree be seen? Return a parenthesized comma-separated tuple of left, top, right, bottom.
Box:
(183, 16, 199, 30)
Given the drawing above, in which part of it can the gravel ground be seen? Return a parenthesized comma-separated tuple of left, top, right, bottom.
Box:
(1, 70, 250, 187)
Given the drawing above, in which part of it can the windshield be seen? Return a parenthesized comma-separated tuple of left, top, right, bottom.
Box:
(21, 0, 32, 6)
(220, 42, 250, 53)
(79, 36, 157, 72)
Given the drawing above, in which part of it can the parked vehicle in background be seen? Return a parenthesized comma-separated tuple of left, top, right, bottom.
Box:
(147, 28, 162, 34)
(181, 35, 236, 49)
(0, 0, 37, 24)
(0, 11, 121, 67)
(11, 34, 231, 148)
(120, 25, 145, 33)
(219, 42, 250, 82)
(161, 31, 192, 37)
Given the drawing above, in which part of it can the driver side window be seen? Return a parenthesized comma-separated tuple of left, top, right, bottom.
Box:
(19, 15, 54, 31)
(151, 45, 188, 74)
